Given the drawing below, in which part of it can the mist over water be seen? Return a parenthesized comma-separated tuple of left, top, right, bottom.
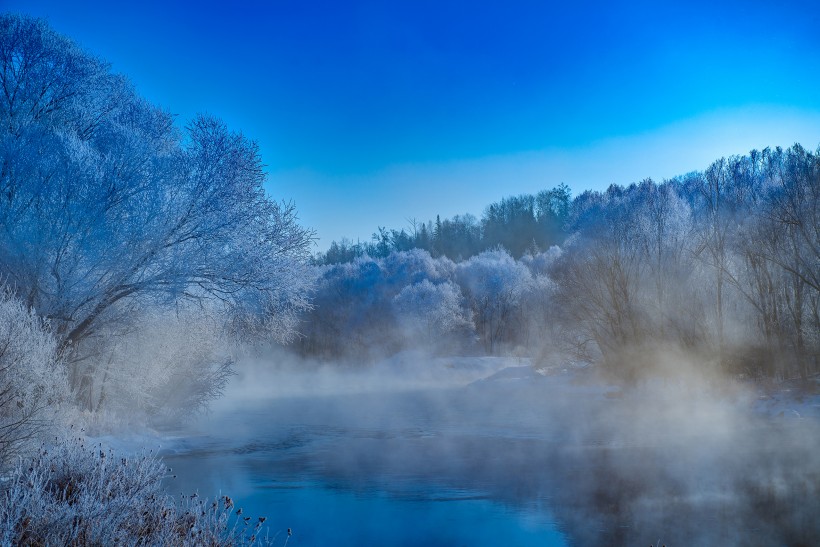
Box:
(2, 10, 819, 547)
(164, 352, 820, 546)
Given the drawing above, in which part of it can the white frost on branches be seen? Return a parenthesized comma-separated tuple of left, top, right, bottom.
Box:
(0, 287, 67, 464)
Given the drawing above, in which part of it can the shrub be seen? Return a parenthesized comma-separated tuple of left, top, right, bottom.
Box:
(0, 437, 272, 546)
(0, 286, 67, 465)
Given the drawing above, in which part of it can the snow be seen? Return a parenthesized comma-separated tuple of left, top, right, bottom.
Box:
(751, 381, 820, 420)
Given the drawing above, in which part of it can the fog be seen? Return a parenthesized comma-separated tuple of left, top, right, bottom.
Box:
(2, 13, 818, 547)
(164, 349, 820, 546)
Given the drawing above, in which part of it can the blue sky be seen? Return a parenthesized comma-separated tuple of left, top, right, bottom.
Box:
(5, 0, 820, 250)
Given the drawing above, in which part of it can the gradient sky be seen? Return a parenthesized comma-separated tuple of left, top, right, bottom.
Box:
(4, 0, 820, 250)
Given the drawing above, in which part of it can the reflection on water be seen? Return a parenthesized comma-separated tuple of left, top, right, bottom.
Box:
(169, 471, 566, 546)
(164, 370, 820, 546)
(164, 408, 569, 545)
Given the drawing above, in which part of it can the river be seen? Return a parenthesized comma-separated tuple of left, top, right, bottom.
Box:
(163, 362, 820, 546)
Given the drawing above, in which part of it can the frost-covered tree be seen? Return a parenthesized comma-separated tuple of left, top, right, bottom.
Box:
(633, 179, 693, 337)
(551, 182, 702, 379)
(299, 255, 389, 358)
(392, 279, 473, 344)
(0, 15, 314, 409)
(710, 146, 820, 378)
(455, 249, 532, 354)
(381, 248, 456, 288)
(548, 147, 819, 381)
(73, 307, 236, 422)
(520, 246, 563, 275)
(553, 187, 650, 376)
(760, 145, 820, 378)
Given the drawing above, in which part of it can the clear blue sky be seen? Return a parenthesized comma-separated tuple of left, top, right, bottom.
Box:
(5, 0, 820, 250)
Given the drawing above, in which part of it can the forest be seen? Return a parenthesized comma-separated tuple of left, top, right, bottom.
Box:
(307, 148, 819, 383)
(0, 12, 818, 546)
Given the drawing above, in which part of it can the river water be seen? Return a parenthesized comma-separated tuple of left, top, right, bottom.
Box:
(163, 364, 820, 546)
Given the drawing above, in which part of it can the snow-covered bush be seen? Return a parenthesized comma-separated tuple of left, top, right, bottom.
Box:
(381, 249, 455, 288)
(300, 250, 468, 359)
(0, 437, 271, 546)
(0, 287, 67, 464)
(392, 280, 474, 346)
(302, 256, 390, 358)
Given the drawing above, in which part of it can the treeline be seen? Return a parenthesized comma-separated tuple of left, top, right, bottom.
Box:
(315, 184, 572, 264)
(298, 248, 559, 360)
(560, 146, 819, 381)
(300, 145, 820, 382)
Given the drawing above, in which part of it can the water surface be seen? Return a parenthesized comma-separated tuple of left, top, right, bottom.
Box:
(165, 365, 820, 546)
